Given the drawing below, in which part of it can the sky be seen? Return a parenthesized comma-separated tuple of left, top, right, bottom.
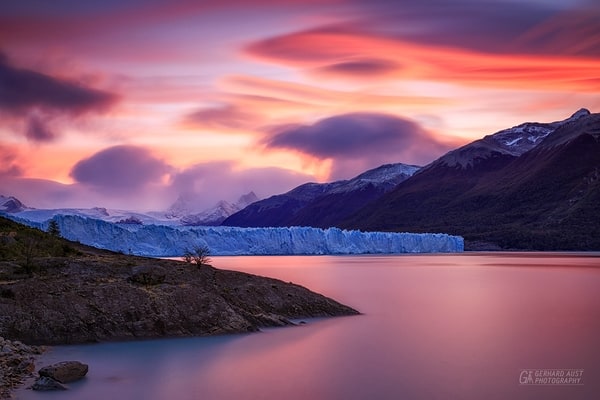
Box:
(1, 0, 599, 211)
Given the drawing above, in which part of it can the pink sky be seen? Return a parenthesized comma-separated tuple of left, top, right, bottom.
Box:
(1, 0, 599, 211)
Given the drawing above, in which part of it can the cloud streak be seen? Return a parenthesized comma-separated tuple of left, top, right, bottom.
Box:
(183, 104, 261, 130)
(314, 58, 399, 78)
(0, 52, 118, 143)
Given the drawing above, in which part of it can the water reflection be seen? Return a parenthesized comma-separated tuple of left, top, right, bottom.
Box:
(16, 253, 600, 400)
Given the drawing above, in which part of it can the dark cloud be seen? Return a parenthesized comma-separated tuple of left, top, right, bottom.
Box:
(0, 52, 118, 142)
(351, 0, 600, 56)
(0, 55, 117, 114)
(266, 113, 433, 157)
(184, 104, 260, 130)
(316, 59, 398, 76)
(264, 113, 455, 179)
(70, 145, 171, 191)
(348, 0, 557, 54)
(25, 115, 56, 142)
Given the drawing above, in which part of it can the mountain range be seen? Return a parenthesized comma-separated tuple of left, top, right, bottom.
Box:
(168, 192, 259, 226)
(2, 192, 260, 228)
(222, 163, 420, 228)
(225, 108, 600, 250)
(2, 109, 598, 251)
(343, 109, 600, 250)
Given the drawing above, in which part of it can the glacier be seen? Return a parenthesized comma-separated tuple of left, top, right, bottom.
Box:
(9, 214, 464, 256)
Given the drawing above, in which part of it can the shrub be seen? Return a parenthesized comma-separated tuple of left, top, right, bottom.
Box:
(183, 245, 211, 267)
(47, 220, 61, 237)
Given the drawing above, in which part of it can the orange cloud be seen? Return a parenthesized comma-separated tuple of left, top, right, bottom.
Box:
(245, 29, 600, 92)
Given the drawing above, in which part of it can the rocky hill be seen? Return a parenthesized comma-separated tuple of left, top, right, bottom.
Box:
(0, 216, 358, 346)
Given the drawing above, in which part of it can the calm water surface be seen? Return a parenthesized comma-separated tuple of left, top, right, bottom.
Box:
(15, 253, 600, 399)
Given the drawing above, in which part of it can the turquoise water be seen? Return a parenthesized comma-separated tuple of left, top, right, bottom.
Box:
(15, 253, 600, 399)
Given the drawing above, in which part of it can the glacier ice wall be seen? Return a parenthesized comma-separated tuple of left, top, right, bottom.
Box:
(12, 215, 464, 256)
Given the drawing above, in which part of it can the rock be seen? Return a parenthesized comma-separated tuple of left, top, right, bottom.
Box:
(31, 376, 67, 391)
(128, 265, 166, 285)
(0, 336, 45, 398)
(39, 361, 88, 383)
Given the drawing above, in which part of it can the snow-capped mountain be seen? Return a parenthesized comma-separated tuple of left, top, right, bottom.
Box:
(330, 163, 421, 194)
(180, 192, 259, 226)
(4, 192, 260, 227)
(0, 195, 28, 213)
(164, 194, 193, 219)
(343, 108, 600, 250)
(166, 191, 259, 225)
(8, 214, 463, 256)
(222, 163, 420, 228)
(433, 108, 590, 169)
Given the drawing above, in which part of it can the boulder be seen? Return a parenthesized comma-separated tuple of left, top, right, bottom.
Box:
(31, 376, 67, 391)
(128, 265, 166, 285)
(39, 361, 88, 383)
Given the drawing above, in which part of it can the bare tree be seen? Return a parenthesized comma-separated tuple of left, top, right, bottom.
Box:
(183, 245, 211, 267)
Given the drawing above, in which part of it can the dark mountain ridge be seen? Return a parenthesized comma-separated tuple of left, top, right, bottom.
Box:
(222, 163, 420, 228)
(342, 109, 600, 250)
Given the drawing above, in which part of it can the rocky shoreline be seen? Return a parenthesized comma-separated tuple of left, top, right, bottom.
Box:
(0, 258, 358, 398)
(0, 217, 359, 397)
(0, 337, 45, 399)
(0, 256, 358, 345)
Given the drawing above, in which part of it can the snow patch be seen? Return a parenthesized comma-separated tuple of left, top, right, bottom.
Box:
(435, 109, 592, 169)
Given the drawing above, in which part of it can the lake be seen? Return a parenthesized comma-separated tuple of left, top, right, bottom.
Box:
(15, 253, 600, 399)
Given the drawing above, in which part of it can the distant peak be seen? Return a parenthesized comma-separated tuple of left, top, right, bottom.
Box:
(570, 108, 591, 119)
(237, 191, 259, 206)
(0, 195, 28, 213)
(215, 200, 233, 208)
